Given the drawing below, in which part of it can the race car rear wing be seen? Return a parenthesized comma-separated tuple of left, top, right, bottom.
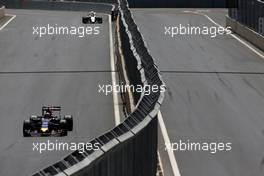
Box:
(42, 106, 61, 112)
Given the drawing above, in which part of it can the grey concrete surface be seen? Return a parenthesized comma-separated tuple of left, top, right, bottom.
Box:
(0, 9, 115, 176)
(133, 9, 264, 176)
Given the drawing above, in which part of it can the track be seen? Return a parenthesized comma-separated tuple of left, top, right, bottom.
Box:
(133, 9, 264, 176)
(0, 9, 115, 176)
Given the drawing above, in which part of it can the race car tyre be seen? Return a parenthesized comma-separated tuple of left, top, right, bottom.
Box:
(30, 115, 40, 122)
(97, 18, 103, 24)
(23, 131, 30, 137)
(64, 115, 73, 131)
(59, 119, 68, 130)
(82, 17, 89, 24)
(61, 130, 68, 137)
(23, 120, 31, 137)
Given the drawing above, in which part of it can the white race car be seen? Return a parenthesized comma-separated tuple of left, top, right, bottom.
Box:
(82, 11, 103, 24)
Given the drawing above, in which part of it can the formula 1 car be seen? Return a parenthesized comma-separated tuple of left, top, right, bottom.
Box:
(82, 11, 103, 24)
(23, 106, 73, 137)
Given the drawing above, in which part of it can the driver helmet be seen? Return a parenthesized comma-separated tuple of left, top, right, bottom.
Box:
(44, 110, 52, 118)
(90, 11, 95, 17)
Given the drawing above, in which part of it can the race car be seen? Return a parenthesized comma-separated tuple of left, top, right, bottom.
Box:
(23, 106, 73, 137)
(82, 11, 103, 24)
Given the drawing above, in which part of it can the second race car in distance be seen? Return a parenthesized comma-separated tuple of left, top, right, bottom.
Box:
(23, 106, 73, 137)
(82, 11, 103, 24)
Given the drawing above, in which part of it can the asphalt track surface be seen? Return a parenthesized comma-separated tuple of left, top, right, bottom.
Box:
(0, 9, 115, 176)
(132, 9, 264, 176)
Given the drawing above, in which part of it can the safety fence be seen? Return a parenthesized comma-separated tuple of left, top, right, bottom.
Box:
(229, 0, 264, 35)
(32, 0, 165, 175)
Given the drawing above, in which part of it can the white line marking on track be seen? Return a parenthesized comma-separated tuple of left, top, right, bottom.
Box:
(157, 151, 165, 175)
(0, 14, 16, 31)
(109, 15, 121, 125)
(228, 33, 264, 60)
(158, 111, 181, 176)
(183, 10, 264, 60)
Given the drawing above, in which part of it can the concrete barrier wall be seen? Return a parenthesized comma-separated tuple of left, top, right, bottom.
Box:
(228, 0, 264, 35)
(76, 0, 117, 3)
(226, 15, 264, 51)
(32, 0, 165, 176)
(0, 6, 5, 19)
(3, 1, 115, 13)
(127, 0, 238, 8)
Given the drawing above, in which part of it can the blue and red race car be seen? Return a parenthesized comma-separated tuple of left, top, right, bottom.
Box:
(23, 106, 73, 137)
